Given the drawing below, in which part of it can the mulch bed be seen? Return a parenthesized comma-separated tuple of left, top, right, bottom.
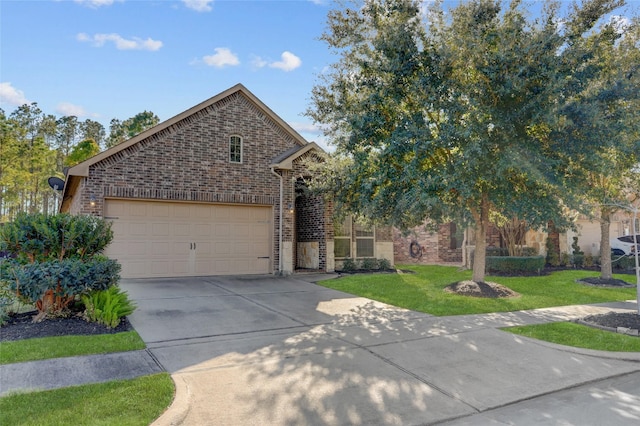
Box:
(577, 277, 635, 287)
(579, 312, 640, 334)
(444, 280, 521, 298)
(0, 311, 133, 342)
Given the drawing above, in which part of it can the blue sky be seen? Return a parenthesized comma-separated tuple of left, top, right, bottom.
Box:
(1, 0, 637, 150)
(1, 0, 337, 147)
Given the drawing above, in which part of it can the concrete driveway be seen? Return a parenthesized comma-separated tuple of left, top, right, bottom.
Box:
(119, 275, 640, 425)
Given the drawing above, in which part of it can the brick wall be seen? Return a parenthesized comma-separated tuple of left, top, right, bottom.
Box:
(70, 91, 313, 274)
(291, 153, 333, 271)
(394, 221, 506, 265)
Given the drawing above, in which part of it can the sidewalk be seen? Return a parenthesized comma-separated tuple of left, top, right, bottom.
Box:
(0, 350, 163, 397)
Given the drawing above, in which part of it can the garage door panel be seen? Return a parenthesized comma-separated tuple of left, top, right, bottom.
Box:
(174, 205, 191, 218)
(231, 224, 250, 238)
(105, 200, 272, 278)
(150, 261, 171, 275)
(195, 242, 211, 255)
(214, 224, 230, 237)
(151, 223, 170, 236)
(194, 224, 212, 237)
(150, 204, 169, 218)
(128, 223, 149, 237)
(131, 203, 150, 217)
(151, 242, 171, 255)
(174, 223, 190, 237)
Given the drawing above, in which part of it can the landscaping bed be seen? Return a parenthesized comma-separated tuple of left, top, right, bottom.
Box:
(1, 311, 133, 342)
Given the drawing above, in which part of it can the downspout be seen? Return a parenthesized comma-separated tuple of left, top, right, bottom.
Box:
(271, 167, 283, 275)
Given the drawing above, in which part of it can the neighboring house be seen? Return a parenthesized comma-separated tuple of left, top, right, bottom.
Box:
(394, 208, 638, 267)
(565, 211, 639, 256)
(61, 84, 335, 278)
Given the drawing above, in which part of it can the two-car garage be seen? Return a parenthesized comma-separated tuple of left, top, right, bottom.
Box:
(103, 200, 272, 278)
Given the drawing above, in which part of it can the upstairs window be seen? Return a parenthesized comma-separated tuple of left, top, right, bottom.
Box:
(229, 136, 242, 163)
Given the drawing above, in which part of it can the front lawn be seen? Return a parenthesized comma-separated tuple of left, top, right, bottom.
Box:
(319, 265, 636, 316)
(0, 373, 174, 426)
(504, 322, 640, 352)
(0, 331, 146, 365)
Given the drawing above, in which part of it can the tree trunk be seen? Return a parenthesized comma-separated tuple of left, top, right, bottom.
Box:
(471, 194, 490, 283)
(599, 207, 613, 281)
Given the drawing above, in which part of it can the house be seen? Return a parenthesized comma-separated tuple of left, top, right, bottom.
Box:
(394, 207, 638, 267)
(61, 84, 338, 278)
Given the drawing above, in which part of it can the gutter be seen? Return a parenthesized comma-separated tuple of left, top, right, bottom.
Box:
(270, 167, 283, 275)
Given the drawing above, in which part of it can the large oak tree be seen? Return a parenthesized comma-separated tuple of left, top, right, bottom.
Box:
(307, 0, 638, 283)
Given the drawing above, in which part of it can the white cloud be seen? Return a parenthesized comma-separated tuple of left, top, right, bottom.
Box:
(250, 55, 268, 69)
(610, 15, 631, 34)
(292, 122, 323, 135)
(0, 82, 30, 107)
(56, 102, 89, 117)
(269, 51, 302, 72)
(183, 0, 213, 12)
(73, 0, 121, 8)
(77, 33, 163, 51)
(202, 47, 240, 68)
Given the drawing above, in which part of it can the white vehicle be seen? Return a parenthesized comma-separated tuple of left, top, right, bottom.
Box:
(611, 234, 640, 256)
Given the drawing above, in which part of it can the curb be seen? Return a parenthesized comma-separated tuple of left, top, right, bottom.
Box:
(151, 375, 192, 426)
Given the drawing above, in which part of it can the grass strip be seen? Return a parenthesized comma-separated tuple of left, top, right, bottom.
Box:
(0, 331, 146, 365)
(319, 265, 636, 316)
(503, 322, 640, 352)
(0, 373, 174, 426)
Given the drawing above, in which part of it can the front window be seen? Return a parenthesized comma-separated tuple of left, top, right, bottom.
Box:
(334, 216, 351, 258)
(355, 223, 374, 257)
(229, 135, 242, 163)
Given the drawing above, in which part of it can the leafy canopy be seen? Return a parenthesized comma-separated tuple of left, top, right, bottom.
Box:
(307, 0, 638, 282)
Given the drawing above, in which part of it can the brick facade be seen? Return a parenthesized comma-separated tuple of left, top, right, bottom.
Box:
(62, 85, 333, 275)
(393, 222, 503, 265)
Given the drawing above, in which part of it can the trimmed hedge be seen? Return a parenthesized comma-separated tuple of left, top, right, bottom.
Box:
(486, 256, 545, 274)
(613, 255, 638, 270)
(486, 247, 538, 257)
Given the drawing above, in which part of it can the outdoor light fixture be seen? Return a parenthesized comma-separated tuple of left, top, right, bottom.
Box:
(288, 203, 294, 214)
(90, 195, 96, 206)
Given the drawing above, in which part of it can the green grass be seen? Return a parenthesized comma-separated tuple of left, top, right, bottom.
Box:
(504, 322, 640, 352)
(0, 373, 174, 426)
(0, 331, 146, 365)
(320, 265, 636, 316)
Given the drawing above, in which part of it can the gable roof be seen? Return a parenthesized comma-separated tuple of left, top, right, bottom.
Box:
(61, 84, 311, 209)
(270, 142, 324, 170)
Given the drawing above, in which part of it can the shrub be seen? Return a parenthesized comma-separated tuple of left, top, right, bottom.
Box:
(560, 252, 570, 267)
(0, 213, 113, 263)
(0, 281, 20, 326)
(521, 247, 538, 257)
(341, 258, 357, 272)
(584, 253, 594, 268)
(3, 257, 121, 319)
(377, 258, 392, 271)
(82, 286, 136, 328)
(486, 247, 508, 257)
(360, 257, 378, 270)
(486, 256, 545, 274)
(613, 255, 637, 270)
(545, 236, 560, 266)
(571, 236, 584, 255)
(572, 254, 584, 268)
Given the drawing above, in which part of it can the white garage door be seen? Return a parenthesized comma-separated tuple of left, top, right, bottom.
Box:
(104, 200, 272, 278)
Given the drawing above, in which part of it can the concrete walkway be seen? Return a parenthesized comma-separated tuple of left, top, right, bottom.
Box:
(1, 274, 639, 425)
